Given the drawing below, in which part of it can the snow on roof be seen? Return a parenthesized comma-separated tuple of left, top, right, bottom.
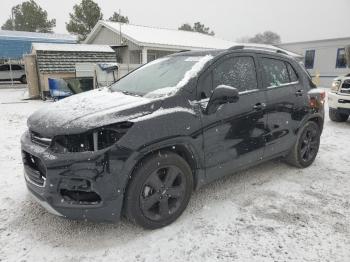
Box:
(87, 21, 236, 50)
(32, 43, 115, 53)
(0, 30, 76, 41)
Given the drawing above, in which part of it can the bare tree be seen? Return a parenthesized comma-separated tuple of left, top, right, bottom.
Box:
(248, 31, 281, 45)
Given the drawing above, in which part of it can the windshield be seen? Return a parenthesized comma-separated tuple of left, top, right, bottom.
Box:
(110, 55, 213, 97)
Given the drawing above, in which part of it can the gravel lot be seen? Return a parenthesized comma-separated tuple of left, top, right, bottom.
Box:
(0, 88, 349, 262)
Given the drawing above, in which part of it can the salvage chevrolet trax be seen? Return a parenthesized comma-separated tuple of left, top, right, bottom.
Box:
(21, 46, 325, 229)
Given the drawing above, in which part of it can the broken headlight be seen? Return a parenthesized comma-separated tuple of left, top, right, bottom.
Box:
(51, 122, 133, 153)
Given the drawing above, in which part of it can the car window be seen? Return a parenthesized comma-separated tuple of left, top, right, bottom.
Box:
(261, 58, 290, 88)
(198, 71, 213, 99)
(212, 56, 258, 93)
(286, 63, 298, 82)
(11, 65, 23, 71)
(0, 65, 10, 71)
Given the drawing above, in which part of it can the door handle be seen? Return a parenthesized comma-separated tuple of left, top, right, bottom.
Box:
(253, 102, 266, 111)
(295, 90, 304, 96)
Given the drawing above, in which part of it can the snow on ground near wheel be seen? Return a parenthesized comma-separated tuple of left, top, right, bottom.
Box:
(1, 88, 350, 262)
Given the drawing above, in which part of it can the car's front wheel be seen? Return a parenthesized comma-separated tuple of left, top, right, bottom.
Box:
(125, 151, 193, 229)
(329, 108, 349, 122)
(285, 121, 321, 168)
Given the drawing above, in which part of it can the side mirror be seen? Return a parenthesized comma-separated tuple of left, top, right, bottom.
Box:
(206, 85, 239, 114)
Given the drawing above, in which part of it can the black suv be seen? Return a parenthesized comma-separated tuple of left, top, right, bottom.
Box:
(21, 46, 325, 229)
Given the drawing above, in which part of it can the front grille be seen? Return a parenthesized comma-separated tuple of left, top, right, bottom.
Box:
(30, 131, 52, 147)
(23, 151, 46, 186)
(340, 80, 350, 95)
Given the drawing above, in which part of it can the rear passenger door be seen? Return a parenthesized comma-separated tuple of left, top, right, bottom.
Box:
(258, 55, 302, 157)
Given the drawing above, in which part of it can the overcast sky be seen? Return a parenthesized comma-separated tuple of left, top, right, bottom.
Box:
(1, 0, 349, 43)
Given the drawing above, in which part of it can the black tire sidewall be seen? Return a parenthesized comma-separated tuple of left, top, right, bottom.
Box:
(329, 108, 349, 122)
(125, 151, 193, 229)
(296, 121, 321, 168)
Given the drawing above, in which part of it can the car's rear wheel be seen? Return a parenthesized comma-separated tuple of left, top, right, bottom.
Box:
(329, 108, 349, 122)
(285, 121, 320, 168)
(125, 151, 193, 229)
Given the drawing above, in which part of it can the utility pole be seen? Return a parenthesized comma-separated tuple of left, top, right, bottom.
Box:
(119, 9, 122, 45)
(11, 7, 15, 30)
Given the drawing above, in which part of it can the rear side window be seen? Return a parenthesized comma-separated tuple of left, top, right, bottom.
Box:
(11, 65, 23, 71)
(0, 65, 10, 71)
(213, 56, 258, 93)
(261, 58, 289, 88)
(287, 63, 298, 82)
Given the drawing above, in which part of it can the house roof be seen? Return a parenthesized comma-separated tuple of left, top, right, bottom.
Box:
(85, 21, 237, 50)
(34, 43, 116, 73)
(278, 36, 350, 46)
(0, 30, 76, 42)
(32, 43, 115, 53)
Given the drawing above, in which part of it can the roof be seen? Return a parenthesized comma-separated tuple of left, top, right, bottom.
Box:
(34, 44, 116, 73)
(32, 43, 115, 53)
(279, 36, 350, 46)
(0, 30, 76, 42)
(85, 21, 236, 50)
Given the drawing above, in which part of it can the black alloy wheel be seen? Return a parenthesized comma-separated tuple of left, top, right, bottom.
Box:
(299, 124, 319, 163)
(140, 165, 186, 221)
(125, 151, 193, 229)
(286, 121, 320, 168)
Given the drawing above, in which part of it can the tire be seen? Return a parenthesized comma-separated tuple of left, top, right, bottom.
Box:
(20, 75, 27, 84)
(125, 151, 193, 229)
(285, 121, 321, 168)
(329, 108, 349, 122)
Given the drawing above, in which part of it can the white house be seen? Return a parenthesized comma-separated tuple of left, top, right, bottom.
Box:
(84, 21, 236, 66)
(278, 37, 350, 87)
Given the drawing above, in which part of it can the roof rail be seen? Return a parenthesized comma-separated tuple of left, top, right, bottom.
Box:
(228, 45, 289, 55)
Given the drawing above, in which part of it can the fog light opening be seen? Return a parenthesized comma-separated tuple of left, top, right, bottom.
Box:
(60, 189, 101, 205)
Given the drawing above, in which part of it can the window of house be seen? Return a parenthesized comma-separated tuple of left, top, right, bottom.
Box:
(336, 48, 347, 68)
(147, 53, 157, 62)
(304, 50, 315, 69)
(129, 50, 141, 64)
(286, 63, 299, 82)
(261, 58, 290, 88)
(213, 56, 258, 93)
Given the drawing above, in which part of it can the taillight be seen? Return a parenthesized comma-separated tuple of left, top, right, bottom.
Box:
(309, 97, 317, 108)
(308, 91, 325, 109)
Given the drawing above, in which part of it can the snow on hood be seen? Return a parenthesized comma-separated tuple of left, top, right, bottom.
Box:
(28, 88, 162, 136)
(144, 55, 213, 98)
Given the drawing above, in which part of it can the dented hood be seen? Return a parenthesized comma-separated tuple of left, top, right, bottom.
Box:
(28, 88, 162, 137)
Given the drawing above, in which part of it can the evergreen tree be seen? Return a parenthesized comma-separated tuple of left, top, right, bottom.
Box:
(66, 0, 103, 42)
(1, 0, 56, 33)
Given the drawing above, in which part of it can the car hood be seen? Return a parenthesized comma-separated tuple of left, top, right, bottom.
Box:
(28, 88, 162, 137)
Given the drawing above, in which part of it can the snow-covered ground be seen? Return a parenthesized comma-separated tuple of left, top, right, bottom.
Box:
(1, 88, 349, 262)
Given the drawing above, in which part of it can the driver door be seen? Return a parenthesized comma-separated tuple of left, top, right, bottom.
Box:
(197, 54, 268, 183)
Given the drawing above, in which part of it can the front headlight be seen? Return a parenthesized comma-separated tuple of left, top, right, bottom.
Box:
(331, 80, 341, 93)
(51, 122, 133, 153)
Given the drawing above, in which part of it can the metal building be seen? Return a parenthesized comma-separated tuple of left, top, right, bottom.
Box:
(278, 37, 350, 87)
(0, 30, 76, 61)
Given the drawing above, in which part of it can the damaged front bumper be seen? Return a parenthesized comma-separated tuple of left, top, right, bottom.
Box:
(21, 130, 135, 222)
